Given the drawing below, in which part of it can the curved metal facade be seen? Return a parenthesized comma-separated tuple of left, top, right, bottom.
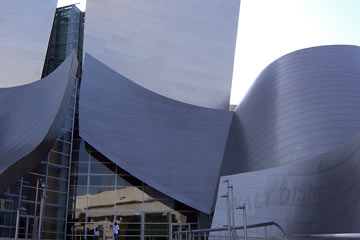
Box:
(0, 0, 57, 87)
(212, 45, 360, 235)
(221, 45, 360, 175)
(213, 132, 360, 235)
(0, 52, 78, 193)
(79, 54, 233, 214)
(84, 0, 239, 110)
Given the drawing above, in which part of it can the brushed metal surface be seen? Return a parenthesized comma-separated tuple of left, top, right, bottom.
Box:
(0, 52, 78, 193)
(213, 132, 360, 235)
(222, 45, 360, 175)
(84, 0, 239, 110)
(0, 0, 57, 87)
(79, 54, 233, 213)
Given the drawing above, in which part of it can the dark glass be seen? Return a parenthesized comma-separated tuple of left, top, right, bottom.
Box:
(44, 205, 66, 219)
(47, 164, 68, 179)
(90, 175, 115, 186)
(144, 224, 169, 235)
(90, 162, 116, 174)
(71, 150, 90, 162)
(72, 175, 88, 186)
(58, 129, 72, 142)
(48, 151, 70, 166)
(52, 140, 71, 154)
(46, 176, 68, 192)
(71, 162, 88, 174)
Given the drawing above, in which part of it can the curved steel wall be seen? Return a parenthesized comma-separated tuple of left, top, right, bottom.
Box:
(79, 54, 233, 214)
(0, 52, 78, 193)
(222, 45, 360, 175)
(213, 132, 360, 235)
(84, 0, 239, 110)
(0, 0, 57, 87)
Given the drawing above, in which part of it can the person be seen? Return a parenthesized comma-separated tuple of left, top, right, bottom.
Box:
(94, 227, 100, 240)
(112, 222, 120, 240)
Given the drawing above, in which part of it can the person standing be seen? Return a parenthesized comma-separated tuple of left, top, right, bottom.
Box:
(94, 227, 100, 240)
(112, 222, 120, 240)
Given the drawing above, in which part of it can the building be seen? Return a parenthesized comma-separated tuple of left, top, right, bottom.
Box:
(0, 1, 239, 239)
(2, 1, 360, 240)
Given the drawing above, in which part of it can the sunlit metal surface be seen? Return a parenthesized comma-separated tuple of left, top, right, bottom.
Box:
(79, 54, 233, 214)
(84, 0, 239, 109)
(0, 52, 78, 193)
(0, 0, 57, 87)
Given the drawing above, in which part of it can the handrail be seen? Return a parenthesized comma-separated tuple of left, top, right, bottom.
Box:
(174, 221, 287, 236)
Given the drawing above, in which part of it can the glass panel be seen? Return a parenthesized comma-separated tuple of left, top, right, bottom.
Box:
(116, 212, 141, 223)
(88, 197, 115, 212)
(115, 200, 142, 211)
(71, 175, 88, 186)
(117, 176, 142, 187)
(48, 151, 70, 166)
(145, 212, 169, 223)
(90, 175, 115, 186)
(116, 186, 143, 200)
(89, 186, 115, 196)
(45, 190, 68, 206)
(44, 205, 66, 219)
(71, 150, 90, 162)
(87, 211, 114, 223)
(47, 165, 68, 179)
(144, 224, 169, 235)
(46, 177, 68, 192)
(69, 185, 87, 197)
(42, 218, 65, 235)
(52, 140, 71, 154)
(71, 162, 88, 174)
(90, 162, 116, 174)
(143, 199, 170, 212)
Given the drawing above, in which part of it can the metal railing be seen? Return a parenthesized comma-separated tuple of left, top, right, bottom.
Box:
(174, 221, 287, 240)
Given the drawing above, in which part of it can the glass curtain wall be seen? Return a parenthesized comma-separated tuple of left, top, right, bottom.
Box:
(67, 141, 201, 240)
(0, 85, 77, 239)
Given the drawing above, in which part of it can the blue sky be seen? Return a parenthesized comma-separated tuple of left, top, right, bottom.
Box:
(57, 0, 360, 105)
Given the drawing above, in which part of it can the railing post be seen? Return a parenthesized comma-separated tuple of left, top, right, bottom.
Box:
(264, 226, 267, 239)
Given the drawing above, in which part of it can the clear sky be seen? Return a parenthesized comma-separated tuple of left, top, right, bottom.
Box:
(57, 0, 360, 105)
(231, 0, 360, 105)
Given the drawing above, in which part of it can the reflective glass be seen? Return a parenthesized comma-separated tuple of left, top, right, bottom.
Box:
(89, 186, 115, 195)
(71, 162, 88, 174)
(48, 151, 70, 166)
(71, 150, 90, 162)
(47, 165, 68, 179)
(90, 175, 115, 186)
(47, 177, 68, 192)
(52, 140, 71, 154)
(90, 162, 116, 174)
(58, 129, 72, 143)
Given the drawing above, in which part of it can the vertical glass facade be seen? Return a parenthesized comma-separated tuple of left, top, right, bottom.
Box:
(67, 141, 201, 240)
(0, 87, 77, 239)
(42, 5, 84, 79)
